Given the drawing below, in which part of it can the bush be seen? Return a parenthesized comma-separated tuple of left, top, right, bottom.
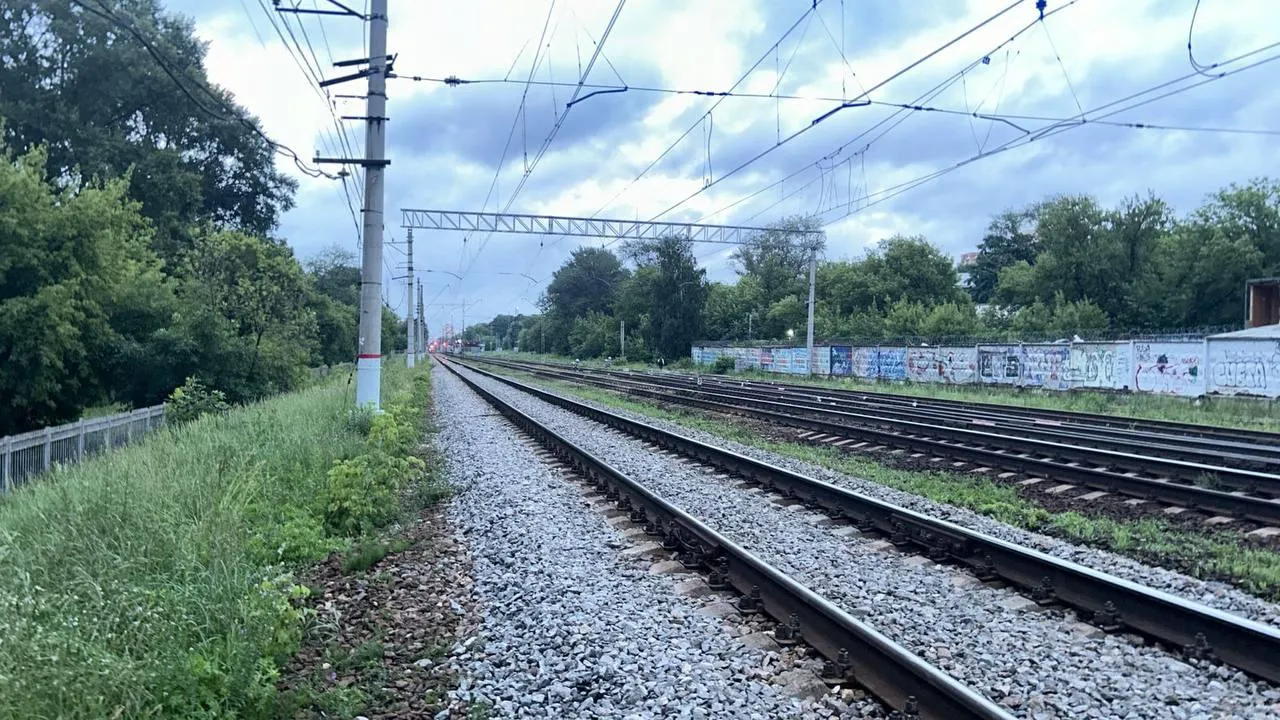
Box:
(323, 451, 425, 537)
(711, 356, 736, 374)
(167, 376, 231, 425)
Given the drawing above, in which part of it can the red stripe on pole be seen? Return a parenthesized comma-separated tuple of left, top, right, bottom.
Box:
(357, 353, 382, 359)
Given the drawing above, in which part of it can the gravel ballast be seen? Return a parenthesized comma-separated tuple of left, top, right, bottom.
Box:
(433, 365, 873, 719)
(498, 367, 1280, 628)
(457, 364, 1280, 720)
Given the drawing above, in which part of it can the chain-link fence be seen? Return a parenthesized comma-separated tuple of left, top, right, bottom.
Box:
(0, 406, 166, 493)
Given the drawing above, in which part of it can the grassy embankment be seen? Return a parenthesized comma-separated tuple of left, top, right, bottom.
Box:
(0, 362, 447, 719)
(488, 366, 1280, 600)
(488, 351, 1280, 432)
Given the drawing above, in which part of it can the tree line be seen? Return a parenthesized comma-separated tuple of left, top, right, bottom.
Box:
(462, 180, 1280, 361)
(0, 1, 404, 435)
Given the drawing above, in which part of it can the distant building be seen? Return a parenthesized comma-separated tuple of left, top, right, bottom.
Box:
(1246, 277, 1280, 328)
(956, 251, 979, 289)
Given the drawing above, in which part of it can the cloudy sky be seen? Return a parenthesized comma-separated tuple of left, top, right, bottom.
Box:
(168, 0, 1280, 341)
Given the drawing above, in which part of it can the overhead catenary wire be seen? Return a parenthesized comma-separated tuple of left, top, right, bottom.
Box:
(647, 0, 1028, 223)
(246, 0, 364, 240)
(815, 44, 1280, 226)
(690, 0, 1083, 227)
(458, 0, 627, 280)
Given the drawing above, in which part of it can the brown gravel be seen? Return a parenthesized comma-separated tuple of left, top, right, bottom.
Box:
(276, 503, 475, 719)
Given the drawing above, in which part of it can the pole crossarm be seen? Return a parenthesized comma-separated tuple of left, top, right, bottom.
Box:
(400, 209, 821, 246)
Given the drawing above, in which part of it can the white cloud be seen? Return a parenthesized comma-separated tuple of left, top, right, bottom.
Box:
(185, 0, 1280, 337)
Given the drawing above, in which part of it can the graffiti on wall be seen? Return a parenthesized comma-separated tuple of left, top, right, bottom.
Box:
(760, 348, 774, 371)
(1066, 342, 1131, 390)
(830, 346, 853, 376)
(812, 346, 832, 376)
(732, 347, 763, 371)
(1133, 342, 1204, 396)
(1207, 339, 1280, 396)
(905, 347, 977, 384)
(1022, 345, 1070, 390)
(878, 348, 906, 380)
(851, 347, 879, 378)
(977, 345, 1022, 385)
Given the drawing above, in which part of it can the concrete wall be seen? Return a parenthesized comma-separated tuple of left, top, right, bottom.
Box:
(691, 336, 1280, 398)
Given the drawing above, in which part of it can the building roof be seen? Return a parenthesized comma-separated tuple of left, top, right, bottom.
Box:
(1208, 324, 1280, 340)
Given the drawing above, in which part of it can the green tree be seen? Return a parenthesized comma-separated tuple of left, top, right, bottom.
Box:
(861, 235, 964, 307)
(968, 207, 1038, 303)
(180, 229, 314, 401)
(623, 236, 708, 359)
(544, 247, 628, 319)
(0, 144, 165, 433)
(700, 281, 753, 340)
(993, 260, 1038, 307)
(0, 1, 296, 267)
(733, 216, 823, 313)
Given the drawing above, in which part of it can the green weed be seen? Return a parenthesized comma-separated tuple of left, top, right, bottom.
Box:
(0, 362, 434, 718)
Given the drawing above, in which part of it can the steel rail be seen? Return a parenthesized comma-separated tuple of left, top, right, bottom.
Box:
(492, 355, 1280, 447)
(482, 358, 1280, 475)
(648, 370, 1280, 464)
(464, 357, 1280, 524)
(449, 356, 1280, 684)
(663, 371, 1280, 462)
(437, 357, 1014, 720)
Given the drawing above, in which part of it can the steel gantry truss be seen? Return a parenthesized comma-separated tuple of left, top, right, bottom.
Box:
(402, 208, 825, 375)
(399, 209, 822, 246)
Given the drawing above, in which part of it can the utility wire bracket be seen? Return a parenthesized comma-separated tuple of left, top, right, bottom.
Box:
(273, 0, 365, 18)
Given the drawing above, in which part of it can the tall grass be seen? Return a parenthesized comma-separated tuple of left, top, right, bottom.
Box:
(0, 366, 416, 719)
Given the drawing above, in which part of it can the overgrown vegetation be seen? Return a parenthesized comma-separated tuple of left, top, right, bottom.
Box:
(505, 370, 1280, 599)
(0, 1, 409, 436)
(0, 361, 445, 718)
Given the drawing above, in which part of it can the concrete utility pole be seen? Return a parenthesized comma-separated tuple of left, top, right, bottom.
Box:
(620, 320, 626, 360)
(355, 0, 389, 409)
(405, 229, 415, 368)
(805, 246, 817, 377)
(417, 280, 425, 360)
(283, 0, 389, 405)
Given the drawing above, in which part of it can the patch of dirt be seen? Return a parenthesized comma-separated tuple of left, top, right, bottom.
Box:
(276, 505, 474, 719)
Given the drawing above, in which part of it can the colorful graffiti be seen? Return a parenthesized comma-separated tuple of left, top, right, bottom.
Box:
(830, 346, 853, 376)
(851, 347, 879, 379)
(812, 346, 832, 376)
(1133, 342, 1204, 397)
(905, 347, 977, 384)
(692, 336, 1279, 397)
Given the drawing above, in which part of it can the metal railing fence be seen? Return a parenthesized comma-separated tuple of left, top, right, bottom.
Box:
(0, 405, 166, 493)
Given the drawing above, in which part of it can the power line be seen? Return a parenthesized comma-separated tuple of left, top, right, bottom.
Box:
(816, 45, 1280, 225)
(1187, 0, 1226, 77)
(459, 0, 627, 280)
(453, 0, 559, 279)
(586, 2, 829, 222)
(243, 0, 363, 240)
(69, 0, 335, 180)
(691, 0, 1083, 228)
(648, 0, 1028, 223)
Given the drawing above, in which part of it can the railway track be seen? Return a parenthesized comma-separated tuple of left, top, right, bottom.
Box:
(445, 355, 1280, 687)
(436, 357, 1014, 720)
(465, 355, 1280, 528)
